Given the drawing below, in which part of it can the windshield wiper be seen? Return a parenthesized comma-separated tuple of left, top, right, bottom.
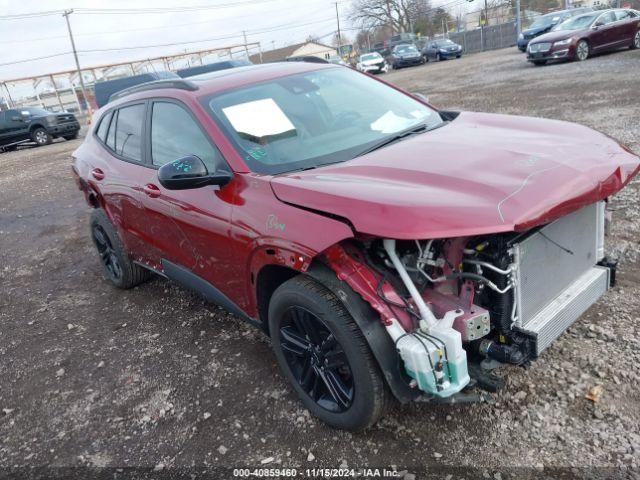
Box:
(356, 121, 448, 158)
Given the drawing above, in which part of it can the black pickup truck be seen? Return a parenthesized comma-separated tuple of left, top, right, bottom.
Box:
(0, 107, 80, 151)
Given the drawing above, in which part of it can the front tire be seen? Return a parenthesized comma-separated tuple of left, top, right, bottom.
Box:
(268, 276, 387, 431)
(576, 40, 589, 61)
(533, 60, 547, 66)
(90, 209, 150, 289)
(63, 132, 79, 140)
(31, 127, 52, 146)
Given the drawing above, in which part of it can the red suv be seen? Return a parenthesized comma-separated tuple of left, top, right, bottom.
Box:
(73, 62, 639, 430)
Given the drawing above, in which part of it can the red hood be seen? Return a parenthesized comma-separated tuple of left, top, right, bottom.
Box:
(532, 29, 586, 43)
(270, 112, 640, 239)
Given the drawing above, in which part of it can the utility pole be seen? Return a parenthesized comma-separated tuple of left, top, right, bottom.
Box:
(482, 0, 488, 51)
(242, 30, 250, 59)
(63, 9, 89, 115)
(516, 0, 522, 37)
(334, 2, 342, 51)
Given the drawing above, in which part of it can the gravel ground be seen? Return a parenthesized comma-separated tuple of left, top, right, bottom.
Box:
(1, 47, 639, 479)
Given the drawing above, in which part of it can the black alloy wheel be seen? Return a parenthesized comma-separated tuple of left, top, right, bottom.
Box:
(279, 305, 354, 412)
(268, 276, 386, 430)
(92, 224, 123, 283)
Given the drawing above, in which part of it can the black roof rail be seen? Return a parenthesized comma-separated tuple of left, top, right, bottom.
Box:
(108, 79, 199, 103)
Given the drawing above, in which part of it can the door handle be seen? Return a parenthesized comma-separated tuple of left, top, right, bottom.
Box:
(143, 183, 161, 198)
(91, 168, 105, 181)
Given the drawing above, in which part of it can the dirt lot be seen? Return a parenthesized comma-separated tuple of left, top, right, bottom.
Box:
(1, 47, 639, 479)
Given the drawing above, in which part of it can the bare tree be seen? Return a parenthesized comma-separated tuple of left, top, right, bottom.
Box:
(350, 0, 432, 34)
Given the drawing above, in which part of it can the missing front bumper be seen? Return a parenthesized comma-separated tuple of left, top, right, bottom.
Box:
(516, 266, 610, 356)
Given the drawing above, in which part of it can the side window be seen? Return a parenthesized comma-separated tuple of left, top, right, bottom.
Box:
(600, 12, 616, 24)
(106, 110, 117, 151)
(114, 104, 145, 162)
(615, 10, 630, 20)
(96, 111, 112, 142)
(150, 101, 223, 171)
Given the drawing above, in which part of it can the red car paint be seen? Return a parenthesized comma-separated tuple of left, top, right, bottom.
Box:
(527, 8, 640, 62)
(73, 62, 640, 324)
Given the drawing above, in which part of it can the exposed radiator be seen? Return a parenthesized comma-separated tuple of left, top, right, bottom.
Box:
(511, 202, 608, 354)
(514, 202, 604, 328)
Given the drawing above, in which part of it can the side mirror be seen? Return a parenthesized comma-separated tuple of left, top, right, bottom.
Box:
(157, 155, 232, 190)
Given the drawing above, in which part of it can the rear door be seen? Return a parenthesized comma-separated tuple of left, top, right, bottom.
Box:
(91, 102, 150, 257)
(614, 9, 636, 43)
(0, 109, 29, 143)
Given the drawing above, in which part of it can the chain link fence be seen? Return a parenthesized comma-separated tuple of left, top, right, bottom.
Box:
(449, 21, 518, 54)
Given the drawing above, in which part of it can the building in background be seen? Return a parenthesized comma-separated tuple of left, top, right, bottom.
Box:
(249, 41, 336, 63)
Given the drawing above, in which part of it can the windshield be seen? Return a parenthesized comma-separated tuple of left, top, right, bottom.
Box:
(24, 107, 53, 116)
(552, 12, 598, 31)
(361, 53, 381, 61)
(528, 14, 560, 30)
(394, 45, 418, 54)
(435, 40, 455, 47)
(205, 67, 443, 174)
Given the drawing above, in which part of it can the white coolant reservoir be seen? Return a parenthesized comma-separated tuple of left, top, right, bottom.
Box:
(382, 238, 469, 398)
(386, 315, 470, 398)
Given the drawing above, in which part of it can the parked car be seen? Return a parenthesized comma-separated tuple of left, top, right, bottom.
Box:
(527, 9, 640, 65)
(94, 71, 179, 108)
(517, 7, 593, 52)
(72, 62, 639, 431)
(327, 55, 349, 66)
(356, 52, 388, 74)
(388, 43, 424, 69)
(422, 39, 463, 61)
(0, 107, 80, 151)
(176, 59, 252, 78)
(285, 55, 329, 64)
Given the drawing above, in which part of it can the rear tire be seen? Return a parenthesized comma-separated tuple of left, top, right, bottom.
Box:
(576, 40, 589, 61)
(31, 127, 52, 146)
(63, 132, 79, 140)
(90, 209, 150, 289)
(631, 30, 640, 49)
(268, 275, 387, 431)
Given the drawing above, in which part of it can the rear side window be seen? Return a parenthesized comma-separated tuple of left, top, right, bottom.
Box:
(615, 10, 630, 20)
(113, 104, 145, 162)
(106, 110, 117, 151)
(150, 101, 223, 171)
(96, 111, 112, 142)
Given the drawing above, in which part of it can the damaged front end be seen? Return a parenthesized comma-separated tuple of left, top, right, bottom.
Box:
(323, 201, 614, 400)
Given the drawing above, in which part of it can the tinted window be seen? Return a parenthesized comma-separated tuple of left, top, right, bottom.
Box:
(96, 111, 112, 142)
(599, 12, 616, 24)
(615, 10, 630, 20)
(151, 102, 221, 171)
(114, 104, 145, 161)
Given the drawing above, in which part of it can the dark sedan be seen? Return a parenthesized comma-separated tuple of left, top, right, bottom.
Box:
(388, 44, 424, 69)
(527, 9, 640, 65)
(422, 39, 463, 61)
(517, 7, 593, 52)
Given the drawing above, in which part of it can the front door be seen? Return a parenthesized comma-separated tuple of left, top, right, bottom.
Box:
(136, 99, 237, 295)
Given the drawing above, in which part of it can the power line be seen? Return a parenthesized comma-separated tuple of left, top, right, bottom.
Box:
(0, 52, 70, 67)
(75, 17, 336, 54)
(72, 0, 279, 15)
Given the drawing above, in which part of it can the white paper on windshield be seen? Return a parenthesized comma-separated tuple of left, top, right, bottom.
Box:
(222, 98, 295, 140)
(370, 111, 418, 134)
